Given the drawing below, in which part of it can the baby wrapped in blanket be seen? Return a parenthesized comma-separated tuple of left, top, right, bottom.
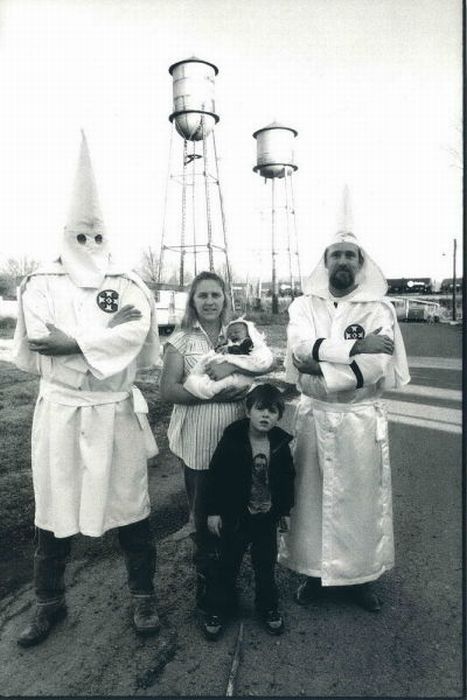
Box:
(184, 318, 273, 399)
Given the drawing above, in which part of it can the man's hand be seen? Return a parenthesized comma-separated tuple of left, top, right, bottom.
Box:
(351, 327, 394, 356)
(28, 323, 80, 356)
(206, 360, 236, 381)
(213, 385, 250, 402)
(108, 304, 142, 328)
(292, 354, 323, 376)
(208, 515, 222, 537)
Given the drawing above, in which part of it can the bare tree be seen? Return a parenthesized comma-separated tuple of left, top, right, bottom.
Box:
(137, 247, 160, 286)
(0, 256, 39, 298)
(1, 255, 39, 278)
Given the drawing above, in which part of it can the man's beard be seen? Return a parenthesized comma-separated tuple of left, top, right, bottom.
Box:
(330, 266, 355, 290)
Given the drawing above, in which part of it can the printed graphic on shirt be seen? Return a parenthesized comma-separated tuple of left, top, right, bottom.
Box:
(248, 452, 272, 515)
(344, 323, 365, 340)
(96, 289, 119, 313)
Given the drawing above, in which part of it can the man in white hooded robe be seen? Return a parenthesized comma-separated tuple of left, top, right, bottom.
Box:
(13, 132, 162, 646)
(278, 191, 410, 611)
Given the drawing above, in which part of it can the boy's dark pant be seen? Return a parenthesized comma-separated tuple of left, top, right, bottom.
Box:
(204, 511, 279, 617)
(34, 518, 156, 603)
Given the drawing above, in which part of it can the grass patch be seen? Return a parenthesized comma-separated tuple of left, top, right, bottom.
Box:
(242, 310, 289, 326)
(0, 316, 16, 339)
(0, 317, 16, 331)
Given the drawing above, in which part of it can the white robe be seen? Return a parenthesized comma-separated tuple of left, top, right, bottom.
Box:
(13, 267, 161, 538)
(278, 292, 410, 585)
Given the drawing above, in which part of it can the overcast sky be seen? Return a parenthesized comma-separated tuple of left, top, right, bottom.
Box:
(0, 0, 462, 283)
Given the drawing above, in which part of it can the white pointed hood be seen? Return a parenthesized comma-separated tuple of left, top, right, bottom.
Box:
(299, 187, 409, 389)
(303, 187, 388, 301)
(61, 131, 111, 288)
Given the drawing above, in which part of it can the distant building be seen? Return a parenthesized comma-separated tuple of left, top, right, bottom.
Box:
(386, 278, 433, 294)
(440, 278, 463, 294)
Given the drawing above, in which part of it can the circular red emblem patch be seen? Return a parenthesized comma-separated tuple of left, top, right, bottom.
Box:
(344, 324, 365, 340)
(96, 289, 119, 313)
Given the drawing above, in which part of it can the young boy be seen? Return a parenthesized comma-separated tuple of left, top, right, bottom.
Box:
(202, 383, 295, 640)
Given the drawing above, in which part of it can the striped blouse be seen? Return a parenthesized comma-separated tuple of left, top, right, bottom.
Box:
(166, 323, 245, 470)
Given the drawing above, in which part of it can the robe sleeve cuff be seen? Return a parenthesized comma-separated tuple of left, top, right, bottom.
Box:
(320, 362, 359, 393)
(317, 338, 354, 364)
(75, 322, 149, 380)
(350, 360, 364, 389)
(312, 338, 325, 361)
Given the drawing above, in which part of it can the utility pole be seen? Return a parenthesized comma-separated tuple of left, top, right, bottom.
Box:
(452, 238, 457, 321)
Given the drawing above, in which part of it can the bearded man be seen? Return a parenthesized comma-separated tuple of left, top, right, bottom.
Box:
(13, 132, 161, 646)
(278, 225, 410, 611)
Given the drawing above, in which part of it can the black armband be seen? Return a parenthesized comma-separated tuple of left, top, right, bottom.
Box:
(312, 338, 325, 362)
(350, 360, 364, 389)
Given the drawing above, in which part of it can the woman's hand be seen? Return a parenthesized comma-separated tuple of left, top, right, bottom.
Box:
(108, 304, 142, 328)
(213, 385, 250, 402)
(205, 360, 236, 381)
(160, 345, 202, 404)
(207, 515, 222, 537)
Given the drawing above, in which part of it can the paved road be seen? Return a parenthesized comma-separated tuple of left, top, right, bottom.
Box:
(232, 354, 463, 697)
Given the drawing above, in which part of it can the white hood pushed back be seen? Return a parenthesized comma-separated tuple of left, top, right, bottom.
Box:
(299, 186, 410, 390)
(61, 131, 111, 288)
(303, 231, 389, 302)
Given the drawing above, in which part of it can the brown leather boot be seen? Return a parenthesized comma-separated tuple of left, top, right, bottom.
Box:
(17, 600, 67, 648)
(132, 594, 160, 635)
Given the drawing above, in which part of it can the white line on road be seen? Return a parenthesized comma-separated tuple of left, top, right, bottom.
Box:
(407, 356, 461, 370)
(388, 413, 461, 434)
(392, 384, 461, 402)
(386, 399, 461, 434)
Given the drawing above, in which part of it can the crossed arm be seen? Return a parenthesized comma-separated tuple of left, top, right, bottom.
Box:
(28, 305, 142, 356)
(293, 326, 394, 375)
(287, 299, 395, 392)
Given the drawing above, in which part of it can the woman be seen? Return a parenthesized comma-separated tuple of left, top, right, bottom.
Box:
(160, 271, 273, 606)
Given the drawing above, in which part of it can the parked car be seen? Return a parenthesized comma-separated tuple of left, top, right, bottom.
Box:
(155, 290, 187, 334)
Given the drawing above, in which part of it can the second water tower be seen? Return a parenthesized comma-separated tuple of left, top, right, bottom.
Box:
(253, 121, 301, 314)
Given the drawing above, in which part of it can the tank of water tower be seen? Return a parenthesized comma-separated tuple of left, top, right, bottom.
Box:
(253, 121, 298, 178)
(169, 57, 219, 141)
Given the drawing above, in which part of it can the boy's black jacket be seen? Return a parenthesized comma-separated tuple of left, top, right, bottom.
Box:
(205, 418, 295, 521)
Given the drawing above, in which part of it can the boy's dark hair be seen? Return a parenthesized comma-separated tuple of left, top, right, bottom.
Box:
(245, 383, 285, 419)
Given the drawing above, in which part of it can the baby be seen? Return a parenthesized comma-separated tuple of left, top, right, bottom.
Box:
(184, 319, 274, 399)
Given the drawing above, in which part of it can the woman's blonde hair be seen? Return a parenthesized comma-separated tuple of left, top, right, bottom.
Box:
(180, 271, 230, 329)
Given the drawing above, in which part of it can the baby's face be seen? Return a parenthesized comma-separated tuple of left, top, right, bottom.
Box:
(227, 323, 248, 343)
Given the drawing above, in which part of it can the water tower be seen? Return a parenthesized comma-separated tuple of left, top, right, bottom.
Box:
(158, 57, 233, 303)
(253, 121, 300, 314)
